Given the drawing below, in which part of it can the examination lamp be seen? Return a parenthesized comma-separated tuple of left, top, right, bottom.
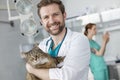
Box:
(7, 0, 38, 36)
(15, 0, 32, 15)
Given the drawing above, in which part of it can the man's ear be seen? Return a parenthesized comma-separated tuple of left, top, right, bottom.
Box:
(40, 21, 42, 25)
(40, 19, 43, 25)
(63, 12, 67, 20)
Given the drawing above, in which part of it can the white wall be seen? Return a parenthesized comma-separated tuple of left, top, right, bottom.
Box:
(0, 10, 28, 80)
(0, 7, 47, 79)
(96, 29, 120, 61)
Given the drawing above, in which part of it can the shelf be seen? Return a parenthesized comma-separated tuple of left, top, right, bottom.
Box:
(101, 8, 120, 22)
(76, 13, 101, 25)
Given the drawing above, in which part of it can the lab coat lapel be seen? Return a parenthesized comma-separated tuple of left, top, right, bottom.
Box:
(57, 28, 73, 56)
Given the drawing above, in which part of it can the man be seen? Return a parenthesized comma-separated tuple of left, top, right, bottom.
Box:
(26, 0, 90, 80)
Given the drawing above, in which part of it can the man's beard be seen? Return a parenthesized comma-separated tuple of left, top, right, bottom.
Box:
(47, 21, 65, 35)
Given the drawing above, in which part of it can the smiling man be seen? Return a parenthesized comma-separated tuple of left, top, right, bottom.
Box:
(26, 0, 90, 80)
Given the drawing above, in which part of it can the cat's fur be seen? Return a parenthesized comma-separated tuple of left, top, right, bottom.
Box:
(22, 45, 64, 80)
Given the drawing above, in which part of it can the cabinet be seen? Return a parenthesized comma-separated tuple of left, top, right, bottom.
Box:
(108, 63, 120, 80)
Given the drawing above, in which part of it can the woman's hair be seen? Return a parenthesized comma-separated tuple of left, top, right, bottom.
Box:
(84, 23, 96, 36)
(37, 0, 65, 18)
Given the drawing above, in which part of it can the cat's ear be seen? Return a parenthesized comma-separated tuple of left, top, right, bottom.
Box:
(33, 43, 40, 50)
(20, 52, 28, 59)
(33, 43, 39, 47)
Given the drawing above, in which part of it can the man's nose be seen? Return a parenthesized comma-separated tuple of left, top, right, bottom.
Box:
(49, 16, 55, 24)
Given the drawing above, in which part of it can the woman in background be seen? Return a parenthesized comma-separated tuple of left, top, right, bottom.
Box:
(84, 23, 109, 80)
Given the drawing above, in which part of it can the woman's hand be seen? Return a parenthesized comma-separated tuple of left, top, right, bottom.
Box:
(102, 32, 110, 44)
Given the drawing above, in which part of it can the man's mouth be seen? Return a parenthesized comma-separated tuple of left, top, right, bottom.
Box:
(50, 22, 59, 30)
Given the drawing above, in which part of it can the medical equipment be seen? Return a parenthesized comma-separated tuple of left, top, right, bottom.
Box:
(7, 0, 38, 37)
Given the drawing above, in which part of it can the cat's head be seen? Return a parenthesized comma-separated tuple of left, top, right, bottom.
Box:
(21, 45, 50, 67)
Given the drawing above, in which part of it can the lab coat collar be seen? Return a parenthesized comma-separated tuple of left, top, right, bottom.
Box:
(45, 28, 73, 56)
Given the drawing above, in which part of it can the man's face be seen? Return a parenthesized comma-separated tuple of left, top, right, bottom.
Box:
(39, 3, 66, 35)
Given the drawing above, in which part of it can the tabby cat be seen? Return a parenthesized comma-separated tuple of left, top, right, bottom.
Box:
(22, 44, 64, 80)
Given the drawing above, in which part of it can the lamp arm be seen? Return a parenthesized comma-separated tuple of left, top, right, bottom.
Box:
(7, 0, 20, 21)
(14, 0, 17, 3)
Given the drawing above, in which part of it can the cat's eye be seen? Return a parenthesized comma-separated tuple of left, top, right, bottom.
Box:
(35, 55, 37, 60)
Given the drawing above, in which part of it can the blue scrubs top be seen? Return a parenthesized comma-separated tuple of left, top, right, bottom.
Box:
(48, 29, 67, 57)
(48, 40, 62, 57)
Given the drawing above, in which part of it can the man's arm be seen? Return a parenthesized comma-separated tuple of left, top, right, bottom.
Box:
(26, 63, 50, 80)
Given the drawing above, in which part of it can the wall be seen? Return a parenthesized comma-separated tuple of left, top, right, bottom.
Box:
(0, 0, 49, 79)
(97, 29, 120, 61)
(0, 10, 28, 80)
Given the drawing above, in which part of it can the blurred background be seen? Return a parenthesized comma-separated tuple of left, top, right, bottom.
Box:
(0, 0, 120, 80)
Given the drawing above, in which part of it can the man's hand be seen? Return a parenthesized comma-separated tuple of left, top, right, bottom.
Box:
(26, 63, 50, 80)
(26, 63, 34, 73)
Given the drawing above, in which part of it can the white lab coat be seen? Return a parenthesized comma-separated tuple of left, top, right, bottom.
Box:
(38, 28, 90, 80)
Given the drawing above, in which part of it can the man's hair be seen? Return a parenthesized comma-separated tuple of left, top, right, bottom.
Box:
(37, 0, 65, 18)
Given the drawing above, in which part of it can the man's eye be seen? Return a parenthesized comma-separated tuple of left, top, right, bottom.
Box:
(54, 13, 58, 16)
(53, 13, 59, 16)
(43, 16, 48, 20)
